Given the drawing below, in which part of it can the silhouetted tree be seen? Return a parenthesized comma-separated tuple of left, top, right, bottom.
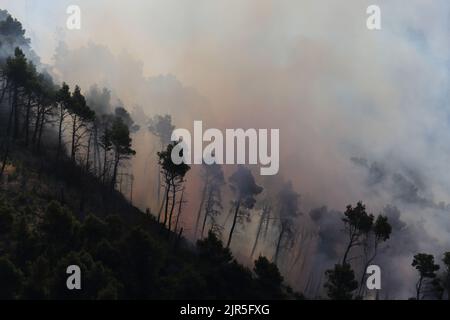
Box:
(32, 72, 57, 152)
(149, 114, 175, 210)
(1, 48, 27, 177)
(325, 263, 358, 300)
(55, 83, 71, 161)
(68, 85, 95, 162)
(227, 166, 263, 248)
(324, 202, 375, 300)
(341, 202, 374, 265)
(110, 117, 136, 190)
(412, 253, 440, 300)
(157, 141, 190, 230)
(358, 214, 392, 297)
(254, 256, 285, 299)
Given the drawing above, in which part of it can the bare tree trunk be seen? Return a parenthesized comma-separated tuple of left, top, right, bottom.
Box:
(0, 90, 14, 178)
(111, 152, 120, 190)
(102, 148, 109, 184)
(0, 80, 8, 105)
(56, 106, 64, 162)
(158, 182, 168, 223)
(262, 208, 271, 239)
(195, 181, 208, 238)
(162, 180, 171, 226)
(24, 96, 31, 146)
(32, 105, 41, 145)
(174, 188, 184, 232)
(274, 225, 285, 264)
(71, 114, 77, 161)
(251, 207, 266, 258)
(342, 232, 357, 265)
(0, 142, 10, 178)
(226, 199, 241, 248)
(358, 246, 377, 298)
(201, 188, 214, 238)
(168, 181, 177, 232)
(37, 113, 45, 152)
(416, 277, 423, 300)
(85, 130, 92, 171)
(12, 85, 19, 140)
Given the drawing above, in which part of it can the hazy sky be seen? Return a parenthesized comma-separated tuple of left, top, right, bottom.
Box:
(2, 0, 450, 298)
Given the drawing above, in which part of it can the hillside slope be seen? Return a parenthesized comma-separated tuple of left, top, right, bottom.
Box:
(0, 145, 299, 299)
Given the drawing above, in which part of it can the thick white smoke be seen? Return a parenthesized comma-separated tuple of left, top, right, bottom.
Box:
(2, 0, 450, 298)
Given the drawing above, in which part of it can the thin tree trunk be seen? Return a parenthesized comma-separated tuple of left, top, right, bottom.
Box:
(417, 277, 423, 300)
(0, 81, 8, 105)
(195, 180, 208, 238)
(37, 113, 45, 152)
(226, 199, 241, 248)
(24, 96, 31, 146)
(71, 115, 77, 161)
(32, 105, 41, 145)
(174, 188, 184, 232)
(342, 232, 356, 265)
(162, 180, 171, 226)
(358, 245, 378, 297)
(158, 182, 168, 223)
(102, 147, 109, 184)
(168, 181, 177, 232)
(0, 142, 10, 178)
(86, 130, 92, 171)
(201, 188, 214, 238)
(130, 175, 134, 204)
(251, 207, 266, 258)
(12, 86, 19, 140)
(274, 225, 285, 264)
(0, 90, 14, 178)
(56, 106, 64, 161)
(111, 152, 120, 190)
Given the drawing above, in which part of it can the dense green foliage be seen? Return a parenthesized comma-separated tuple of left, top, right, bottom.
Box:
(0, 176, 291, 299)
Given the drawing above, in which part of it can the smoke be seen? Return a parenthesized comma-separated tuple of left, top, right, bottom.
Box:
(85, 85, 113, 116)
(2, 0, 450, 298)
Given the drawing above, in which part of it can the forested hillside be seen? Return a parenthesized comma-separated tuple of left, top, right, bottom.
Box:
(1, 7, 450, 300)
(0, 9, 299, 300)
